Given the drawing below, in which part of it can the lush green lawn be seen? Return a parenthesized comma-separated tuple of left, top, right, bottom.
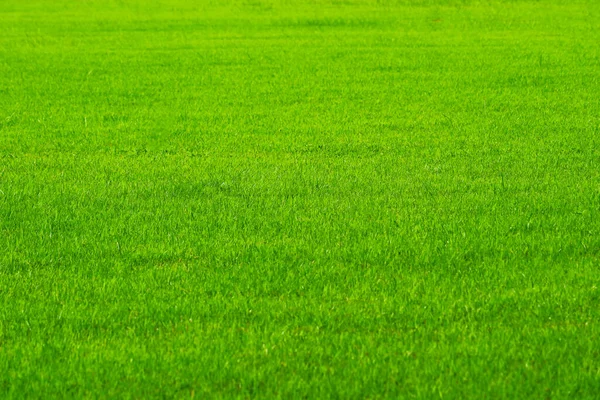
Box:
(1, 0, 599, 397)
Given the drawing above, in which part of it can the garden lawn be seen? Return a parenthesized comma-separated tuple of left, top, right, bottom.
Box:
(1, 0, 600, 398)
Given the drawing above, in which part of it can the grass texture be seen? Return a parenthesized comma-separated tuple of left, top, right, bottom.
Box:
(1, 0, 600, 398)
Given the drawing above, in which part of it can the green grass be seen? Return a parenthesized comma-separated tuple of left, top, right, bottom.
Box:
(1, 0, 600, 398)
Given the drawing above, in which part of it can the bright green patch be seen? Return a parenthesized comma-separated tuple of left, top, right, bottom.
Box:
(1, 0, 600, 398)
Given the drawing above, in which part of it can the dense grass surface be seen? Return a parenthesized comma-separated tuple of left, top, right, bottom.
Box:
(1, 0, 600, 397)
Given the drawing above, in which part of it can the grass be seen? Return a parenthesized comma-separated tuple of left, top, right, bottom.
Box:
(1, 0, 600, 398)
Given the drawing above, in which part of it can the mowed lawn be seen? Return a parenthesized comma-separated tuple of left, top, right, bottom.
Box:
(1, 0, 599, 398)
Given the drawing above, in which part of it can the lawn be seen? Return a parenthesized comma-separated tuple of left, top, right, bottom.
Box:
(1, 0, 599, 398)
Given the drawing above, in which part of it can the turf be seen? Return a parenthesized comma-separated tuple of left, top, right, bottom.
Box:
(1, 0, 600, 398)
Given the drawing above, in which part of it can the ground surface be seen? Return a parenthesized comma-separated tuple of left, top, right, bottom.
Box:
(1, 0, 599, 398)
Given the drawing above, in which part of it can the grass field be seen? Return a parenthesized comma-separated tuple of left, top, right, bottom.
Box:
(1, 0, 600, 398)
